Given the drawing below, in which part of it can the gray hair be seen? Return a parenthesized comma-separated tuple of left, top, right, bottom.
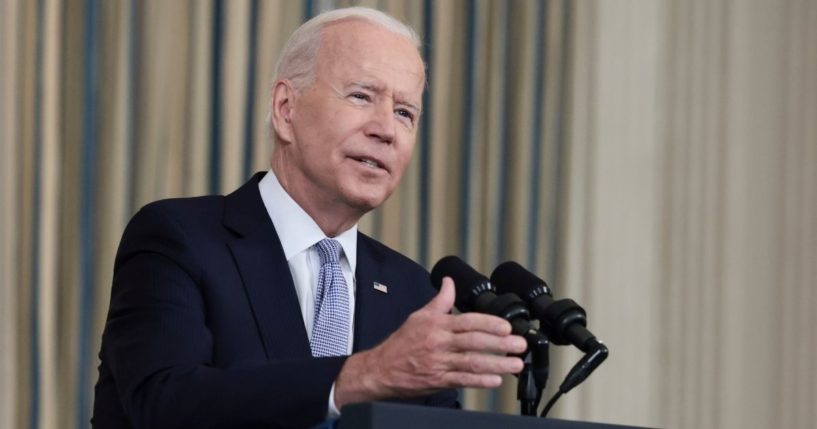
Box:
(274, 7, 422, 90)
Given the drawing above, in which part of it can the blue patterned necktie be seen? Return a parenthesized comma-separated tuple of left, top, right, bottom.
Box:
(310, 238, 351, 357)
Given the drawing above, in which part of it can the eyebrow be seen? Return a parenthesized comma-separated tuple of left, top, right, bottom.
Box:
(348, 81, 422, 114)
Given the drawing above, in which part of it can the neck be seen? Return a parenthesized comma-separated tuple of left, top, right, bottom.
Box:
(271, 153, 363, 237)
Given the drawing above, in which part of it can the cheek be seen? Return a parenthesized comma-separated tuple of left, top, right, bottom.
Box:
(293, 96, 346, 143)
(314, 109, 365, 149)
(296, 114, 345, 160)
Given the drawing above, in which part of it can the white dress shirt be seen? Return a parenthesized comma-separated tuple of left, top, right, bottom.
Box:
(258, 170, 356, 417)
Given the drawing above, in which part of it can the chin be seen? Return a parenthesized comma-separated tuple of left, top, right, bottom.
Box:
(349, 195, 387, 212)
(343, 187, 392, 212)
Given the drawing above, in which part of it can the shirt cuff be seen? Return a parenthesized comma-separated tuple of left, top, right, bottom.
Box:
(327, 382, 341, 418)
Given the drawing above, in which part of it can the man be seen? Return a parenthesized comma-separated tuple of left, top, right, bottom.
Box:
(93, 7, 525, 429)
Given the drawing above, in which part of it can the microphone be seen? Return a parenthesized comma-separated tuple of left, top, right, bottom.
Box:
(490, 261, 604, 354)
(430, 256, 535, 337)
(432, 256, 551, 416)
(491, 261, 609, 405)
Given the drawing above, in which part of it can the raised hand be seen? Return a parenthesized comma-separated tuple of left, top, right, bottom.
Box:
(334, 277, 527, 408)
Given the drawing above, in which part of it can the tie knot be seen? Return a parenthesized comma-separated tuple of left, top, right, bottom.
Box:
(315, 238, 342, 264)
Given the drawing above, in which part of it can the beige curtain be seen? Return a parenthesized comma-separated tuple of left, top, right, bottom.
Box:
(562, 0, 817, 428)
(1, 1, 814, 428)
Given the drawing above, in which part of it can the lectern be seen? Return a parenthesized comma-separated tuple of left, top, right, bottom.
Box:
(337, 402, 656, 429)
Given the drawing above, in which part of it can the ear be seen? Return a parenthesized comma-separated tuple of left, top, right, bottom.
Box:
(269, 80, 296, 145)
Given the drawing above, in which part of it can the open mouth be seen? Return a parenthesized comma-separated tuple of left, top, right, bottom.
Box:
(352, 156, 384, 170)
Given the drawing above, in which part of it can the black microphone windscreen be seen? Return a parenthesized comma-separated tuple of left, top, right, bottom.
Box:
(430, 255, 487, 291)
(431, 255, 498, 313)
(491, 261, 549, 296)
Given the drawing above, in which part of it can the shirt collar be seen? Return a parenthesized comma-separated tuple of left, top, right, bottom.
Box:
(258, 170, 358, 271)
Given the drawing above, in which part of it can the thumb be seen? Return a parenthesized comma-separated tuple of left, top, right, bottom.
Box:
(425, 276, 456, 314)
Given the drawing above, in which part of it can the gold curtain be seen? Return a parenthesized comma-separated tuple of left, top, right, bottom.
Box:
(1, 1, 815, 429)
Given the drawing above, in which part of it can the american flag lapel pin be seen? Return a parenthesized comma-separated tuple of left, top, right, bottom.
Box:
(373, 281, 388, 294)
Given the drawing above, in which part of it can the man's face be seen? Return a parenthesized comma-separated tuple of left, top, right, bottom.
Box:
(281, 20, 425, 214)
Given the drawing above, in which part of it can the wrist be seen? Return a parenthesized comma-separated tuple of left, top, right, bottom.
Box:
(334, 349, 384, 409)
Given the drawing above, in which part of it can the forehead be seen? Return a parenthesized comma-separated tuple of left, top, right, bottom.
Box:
(315, 20, 426, 100)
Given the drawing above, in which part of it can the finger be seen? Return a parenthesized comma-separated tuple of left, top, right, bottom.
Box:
(424, 277, 455, 314)
(447, 312, 513, 336)
(439, 372, 504, 389)
(449, 331, 528, 355)
(445, 353, 524, 375)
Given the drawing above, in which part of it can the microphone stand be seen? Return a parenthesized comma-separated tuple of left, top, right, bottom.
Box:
(518, 329, 549, 416)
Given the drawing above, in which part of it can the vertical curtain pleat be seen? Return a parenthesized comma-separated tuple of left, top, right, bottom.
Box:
(221, 0, 251, 194)
(58, 2, 84, 429)
(77, 1, 101, 427)
(0, 2, 23, 427)
(19, 1, 40, 427)
(0, 0, 22, 426)
(39, 0, 64, 426)
(186, 1, 214, 196)
(780, 2, 817, 427)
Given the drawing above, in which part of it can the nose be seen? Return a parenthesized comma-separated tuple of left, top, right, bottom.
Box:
(364, 101, 396, 144)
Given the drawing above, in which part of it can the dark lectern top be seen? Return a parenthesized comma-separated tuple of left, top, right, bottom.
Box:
(338, 402, 657, 429)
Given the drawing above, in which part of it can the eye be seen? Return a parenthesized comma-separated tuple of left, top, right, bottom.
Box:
(349, 92, 371, 102)
(395, 108, 415, 124)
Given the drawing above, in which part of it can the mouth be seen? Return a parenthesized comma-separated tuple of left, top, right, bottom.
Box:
(350, 155, 388, 172)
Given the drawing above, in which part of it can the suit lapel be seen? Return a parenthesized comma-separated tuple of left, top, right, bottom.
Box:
(223, 175, 401, 357)
(353, 234, 399, 352)
(224, 173, 311, 360)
